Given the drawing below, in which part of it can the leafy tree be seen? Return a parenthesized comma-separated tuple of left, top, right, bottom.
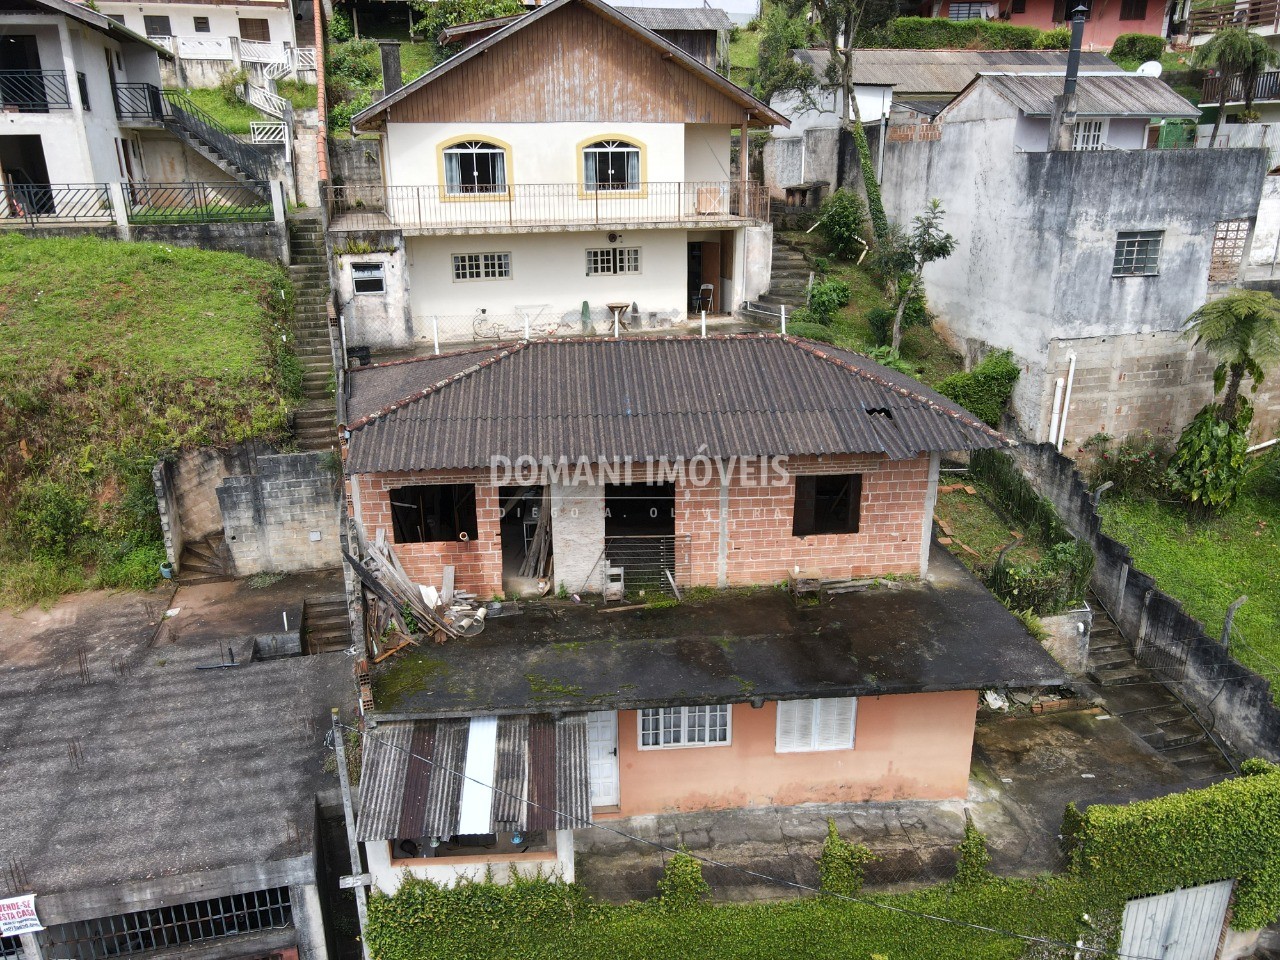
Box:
(1193, 27, 1280, 145)
(411, 0, 526, 50)
(869, 199, 955, 352)
(816, 189, 867, 260)
(1182, 289, 1280, 422)
(754, 4, 816, 103)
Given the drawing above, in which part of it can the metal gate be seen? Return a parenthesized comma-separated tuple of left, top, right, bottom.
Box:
(1119, 880, 1233, 960)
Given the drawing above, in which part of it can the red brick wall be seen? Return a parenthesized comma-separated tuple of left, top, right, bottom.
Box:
(675, 454, 931, 586)
(352, 470, 504, 597)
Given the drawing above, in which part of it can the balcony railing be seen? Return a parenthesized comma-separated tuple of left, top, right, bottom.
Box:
(325, 181, 770, 232)
(114, 82, 163, 122)
(0, 183, 112, 223)
(0, 70, 71, 111)
(1202, 70, 1280, 104)
(1190, 0, 1280, 34)
(123, 182, 272, 223)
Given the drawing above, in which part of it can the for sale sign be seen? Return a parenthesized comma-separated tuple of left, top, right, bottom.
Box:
(0, 894, 42, 936)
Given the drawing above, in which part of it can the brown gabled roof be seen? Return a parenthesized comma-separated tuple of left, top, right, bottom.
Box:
(352, 0, 785, 131)
(343, 334, 1006, 474)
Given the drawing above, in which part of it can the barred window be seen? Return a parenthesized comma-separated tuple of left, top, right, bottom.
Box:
(1112, 230, 1163, 277)
(1, 936, 22, 960)
(44, 888, 291, 960)
(639, 705, 730, 748)
(1072, 119, 1105, 151)
(452, 252, 511, 281)
(586, 247, 641, 276)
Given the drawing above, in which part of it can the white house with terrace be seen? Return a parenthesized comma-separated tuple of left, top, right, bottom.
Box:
(329, 0, 785, 351)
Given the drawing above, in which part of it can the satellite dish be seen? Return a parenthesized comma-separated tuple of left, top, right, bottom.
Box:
(1136, 60, 1163, 77)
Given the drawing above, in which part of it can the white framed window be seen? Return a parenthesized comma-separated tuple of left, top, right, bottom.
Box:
(351, 261, 385, 294)
(1072, 119, 1106, 151)
(443, 141, 508, 195)
(452, 252, 511, 282)
(775, 698, 857, 752)
(586, 247, 641, 276)
(1112, 230, 1163, 277)
(638, 705, 731, 749)
(584, 139, 641, 191)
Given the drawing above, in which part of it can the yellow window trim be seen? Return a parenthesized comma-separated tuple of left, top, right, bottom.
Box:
(576, 133, 648, 200)
(436, 134, 514, 203)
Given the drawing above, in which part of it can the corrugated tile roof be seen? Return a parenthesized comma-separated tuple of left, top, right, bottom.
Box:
(358, 713, 591, 841)
(616, 6, 734, 31)
(343, 335, 1005, 473)
(795, 48, 1117, 95)
(976, 72, 1201, 118)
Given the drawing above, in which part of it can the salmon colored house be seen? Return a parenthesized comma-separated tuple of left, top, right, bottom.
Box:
(342, 335, 1066, 890)
(920, 0, 1169, 50)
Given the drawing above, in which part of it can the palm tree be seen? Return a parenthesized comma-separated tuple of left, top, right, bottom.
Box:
(1193, 27, 1280, 145)
(1183, 289, 1280, 422)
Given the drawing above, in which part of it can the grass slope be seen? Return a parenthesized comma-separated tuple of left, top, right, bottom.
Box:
(1099, 488, 1280, 686)
(0, 234, 299, 606)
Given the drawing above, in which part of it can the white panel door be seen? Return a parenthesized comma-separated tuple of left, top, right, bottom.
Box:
(585, 710, 619, 807)
(1119, 880, 1234, 960)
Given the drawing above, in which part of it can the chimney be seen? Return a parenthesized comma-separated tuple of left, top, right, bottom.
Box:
(379, 41, 402, 98)
(1050, 7, 1088, 151)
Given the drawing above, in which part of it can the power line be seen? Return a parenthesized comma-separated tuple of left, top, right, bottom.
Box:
(340, 722, 1169, 960)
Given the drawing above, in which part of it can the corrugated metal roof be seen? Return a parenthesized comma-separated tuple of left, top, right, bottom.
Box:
(795, 48, 1117, 95)
(616, 6, 734, 31)
(357, 714, 591, 841)
(344, 335, 1005, 473)
(977, 72, 1201, 118)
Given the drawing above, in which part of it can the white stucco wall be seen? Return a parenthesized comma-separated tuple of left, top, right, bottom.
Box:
(336, 246, 413, 347)
(683, 124, 732, 182)
(366, 832, 576, 894)
(769, 83, 893, 137)
(97, 3, 298, 47)
(405, 229, 694, 338)
(1251, 174, 1280, 267)
(385, 122, 692, 188)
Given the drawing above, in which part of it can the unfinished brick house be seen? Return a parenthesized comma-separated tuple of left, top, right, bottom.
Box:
(342, 334, 1065, 891)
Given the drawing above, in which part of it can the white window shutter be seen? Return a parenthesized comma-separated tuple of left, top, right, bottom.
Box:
(776, 699, 814, 752)
(815, 698, 856, 750)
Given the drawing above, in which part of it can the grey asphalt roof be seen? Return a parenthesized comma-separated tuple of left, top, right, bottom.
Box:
(369, 545, 1067, 718)
(357, 714, 590, 840)
(0, 587, 350, 896)
(616, 6, 734, 31)
(794, 48, 1117, 95)
(343, 335, 1005, 473)
(974, 72, 1201, 118)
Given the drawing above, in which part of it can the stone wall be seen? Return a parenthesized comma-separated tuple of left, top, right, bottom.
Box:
(218, 453, 342, 576)
(1011, 442, 1280, 761)
(9, 221, 288, 264)
(329, 138, 383, 189)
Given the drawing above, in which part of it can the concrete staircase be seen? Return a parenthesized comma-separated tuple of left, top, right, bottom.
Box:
(288, 215, 338, 452)
(160, 91, 274, 194)
(756, 238, 811, 315)
(303, 596, 352, 654)
(1086, 599, 1234, 781)
(177, 534, 232, 586)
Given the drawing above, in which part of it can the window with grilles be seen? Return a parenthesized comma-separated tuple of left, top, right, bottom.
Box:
(1, 935, 24, 960)
(1113, 230, 1164, 277)
(43, 887, 292, 960)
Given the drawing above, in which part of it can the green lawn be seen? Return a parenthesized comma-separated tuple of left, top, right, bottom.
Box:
(181, 88, 270, 135)
(1099, 488, 1280, 685)
(366, 874, 1098, 960)
(936, 479, 1047, 578)
(278, 80, 320, 111)
(728, 23, 761, 91)
(0, 235, 298, 606)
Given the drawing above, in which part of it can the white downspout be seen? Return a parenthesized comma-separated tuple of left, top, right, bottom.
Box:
(1047, 377, 1065, 446)
(1056, 352, 1077, 451)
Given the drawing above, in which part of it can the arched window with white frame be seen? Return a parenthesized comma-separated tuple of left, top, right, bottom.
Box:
(442, 140, 507, 195)
(583, 139, 641, 191)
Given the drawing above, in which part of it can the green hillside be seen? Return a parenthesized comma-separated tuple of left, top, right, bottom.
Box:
(0, 234, 300, 606)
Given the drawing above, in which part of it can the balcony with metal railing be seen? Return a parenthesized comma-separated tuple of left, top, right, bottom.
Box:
(1201, 70, 1280, 104)
(0, 70, 72, 111)
(325, 181, 771, 235)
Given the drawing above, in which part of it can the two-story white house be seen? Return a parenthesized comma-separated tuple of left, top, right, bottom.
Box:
(330, 0, 785, 350)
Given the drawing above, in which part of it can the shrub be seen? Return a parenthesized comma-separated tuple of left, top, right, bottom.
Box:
(1167, 404, 1252, 511)
(1065, 759, 1280, 929)
(1081, 432, 1172, 497)
(935, 350, 1020, 428)
(1109, 33, 1166, 63)
(989, 538, 1095, 615)
(1034, 27, 1071, 49)
(808, 278, 852, 323)
(873, 16, 1044, 50)
(329, 89, 374, 133)
(218, 68, 249, 107)
(656, 848, 709, 910)
(867, 307, 894, 346)
(866, 345, 918, 375)
(328, 40, 380, 86)
(819, 820, 878, 898)
(817, 190, 867, 260)
(953, 821, 992, 887)
(12, 482, 92, 560)
(328, 9, 353, 42)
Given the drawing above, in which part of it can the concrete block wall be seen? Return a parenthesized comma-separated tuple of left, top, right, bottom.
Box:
(551, 480, 606, 594)
(220, 453, 342, 577)
(351, 470, 503, 597)
(676, 454, 930, 587)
